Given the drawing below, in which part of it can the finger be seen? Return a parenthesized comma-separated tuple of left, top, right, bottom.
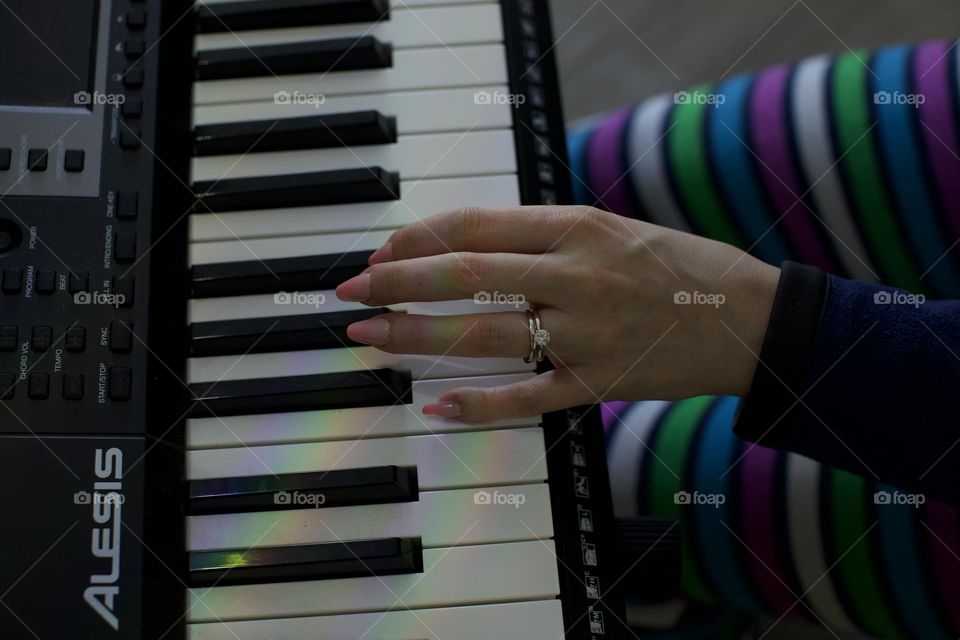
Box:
(369, 206, 585, 264)
(337, 252, 568, 307)
(422, 369, 591, 423)
(346, 310, 565, 358)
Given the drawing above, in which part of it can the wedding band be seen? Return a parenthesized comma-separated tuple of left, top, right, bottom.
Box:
(523, 308, 550, 363)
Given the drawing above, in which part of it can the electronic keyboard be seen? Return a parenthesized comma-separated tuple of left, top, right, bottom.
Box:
(0, 1, 679, 638)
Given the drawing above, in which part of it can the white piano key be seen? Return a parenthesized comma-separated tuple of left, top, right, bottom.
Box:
(189, 174, 521, 241)
(188, 289, 526, 323)
(190, 129, 517, 182)
(187, 427, 548, 488)
(192, 86, 513, 134)
(187, 600, 567, 640)
(194, 45, 508, 105)
(187, 343, 532, 382)
(188, 228, 390, 265)
(188, 483, 553, 551)
(187, 373, 537, 448)
(196, 4, 504, 51)
(187, 540, 560, 622)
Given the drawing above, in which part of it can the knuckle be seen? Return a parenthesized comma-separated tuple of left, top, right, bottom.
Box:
(368, 263, 402, 300)
(392, 316, 426, 352)
(450, 253, 485, 294)
(469, 317, 510, 355)
(507, 383, 540, 417)
(448, 207, 487, 246)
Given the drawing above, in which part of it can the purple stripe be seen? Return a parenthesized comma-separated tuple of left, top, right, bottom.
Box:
(925, 500, 960, 632)
(915, 41, 960, 243)
(751, 65, 837, 271)
(600, 401, 633, 433)
(740, 444, 797, 615)
(587, 107, 635, 216)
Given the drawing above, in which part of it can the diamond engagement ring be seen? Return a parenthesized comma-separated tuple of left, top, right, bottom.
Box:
(523, 308, 550, 363)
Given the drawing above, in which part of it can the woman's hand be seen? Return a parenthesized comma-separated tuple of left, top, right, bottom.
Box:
(335, 206, 780, 422)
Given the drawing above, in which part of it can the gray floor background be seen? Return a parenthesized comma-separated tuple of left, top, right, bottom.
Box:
(550, 0, 958, 121)
(547, 2, 957, 637)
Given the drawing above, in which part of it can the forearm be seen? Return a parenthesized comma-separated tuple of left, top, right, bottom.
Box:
(736, 262, 960, 505)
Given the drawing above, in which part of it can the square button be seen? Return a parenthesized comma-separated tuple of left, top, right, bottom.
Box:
(0, 148, 11, 171)
(122, 68, 144, 88)
(0, 326, 17, 351)
(27, 149, 47, 171)
(126, 10, 147, 30)
(64, 149, 85, 172)
(35, 268, 56, 294)
(109, 367, 133, 401)
(2, 268, 22, 294)
(117, 191, 139, 219)
(65, 327, 86, 353)
(124, 40, 146, 58)
(109, 321, 134, 353)
(119, 128, 141, 150)
(114, 232, 137, 263)
(0, 372, 15, 400)
(122, 97, 143, 118)
(63, 373, 84, 400)
(68, 270, 89, 294)
(31, 326, 53, 352)
(28, 373, 50, 400)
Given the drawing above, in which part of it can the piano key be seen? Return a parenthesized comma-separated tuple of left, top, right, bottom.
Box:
(192, 86, 513, 134)
(191, 129, 517, 182)
(187, 540, 560, 622)
(193, 166, 399, 213)
(188, 368, 411, 417)
(201, 0, 480, 5)
(196, 4, 503, 51)
(189, 174, 520, 241)
(194, 36, 392, 81)
(190, 251, 372, 298)
(188, 344, 533, 383)
(189, 537, 422, 587)
(189, 307, 388, 356)
(196, 0, 389, 33)
(194, 44, 508, 105)
(187, 427, 548, 488)
(187, 465, 417, 515)
(190, 229, 390, 265)
(188, 483, 552, 550)
(188, 287, 526, 324)
(186, 373, 538, 449)
(193, 110, 397, 156)
(187, 600, 567, 640)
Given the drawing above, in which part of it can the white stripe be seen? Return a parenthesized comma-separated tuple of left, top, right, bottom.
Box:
(606, 401, 670, 517)
(627, 95, 691, 232)
(786, 453, 858, 632)
(792, 55, 877, 281)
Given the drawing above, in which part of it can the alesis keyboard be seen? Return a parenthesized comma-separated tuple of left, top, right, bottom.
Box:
(0, 1, 679, 638)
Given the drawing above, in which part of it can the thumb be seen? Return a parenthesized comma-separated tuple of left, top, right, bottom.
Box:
(423, 369, 592, 423)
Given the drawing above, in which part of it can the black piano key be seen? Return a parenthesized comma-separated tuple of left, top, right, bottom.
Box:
(187, 465, 418, 515)
(192, 167, 400, 213)
(190, 308, 389, 356)
(191, 250, 371, 298)
(194, 111, 398, 156)
(197, 0, 389, 33)
(195, 36, 392, 81)
(188, 368, 411, 417)
(188, 538, 423, 587)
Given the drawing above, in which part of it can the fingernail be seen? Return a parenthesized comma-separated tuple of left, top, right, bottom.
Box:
(347, 318, 390, 346)
(336, 273, 371, 301)
(368, 242, 393, 265)
(423, 402, 462, 418)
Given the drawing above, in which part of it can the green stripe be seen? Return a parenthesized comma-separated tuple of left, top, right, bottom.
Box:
(648, 396, 717, 604)
(831, 53, 925, 292)
(830, 469, 905, 639)
(667, 84, 744, 247)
